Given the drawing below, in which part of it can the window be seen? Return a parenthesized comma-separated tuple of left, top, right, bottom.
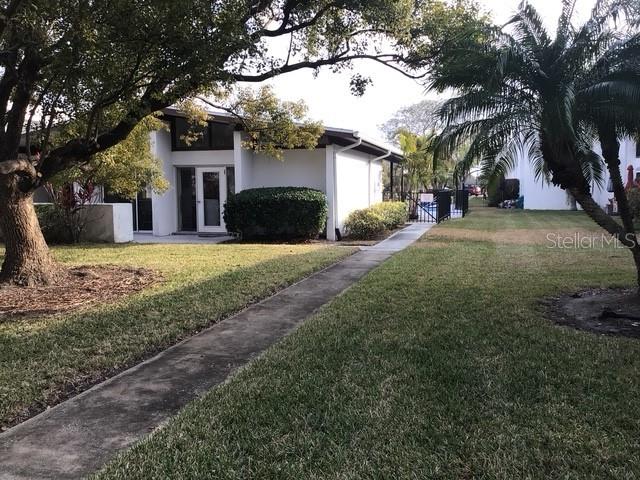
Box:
(636, 141, 640, 158)
(172, 117, 210, 150)
(210, 122, 236, 150)
(171, 117, 235, 151)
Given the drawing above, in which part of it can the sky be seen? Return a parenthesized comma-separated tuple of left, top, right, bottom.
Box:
(250, 0, 597, 142)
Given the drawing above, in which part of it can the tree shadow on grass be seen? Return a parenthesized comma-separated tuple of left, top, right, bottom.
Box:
(0, 247, 350, 429)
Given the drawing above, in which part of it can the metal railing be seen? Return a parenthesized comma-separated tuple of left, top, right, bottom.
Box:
(406, 189, 469, 224)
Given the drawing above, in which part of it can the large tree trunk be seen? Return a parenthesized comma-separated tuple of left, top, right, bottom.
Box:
(0, 190, 59, 286)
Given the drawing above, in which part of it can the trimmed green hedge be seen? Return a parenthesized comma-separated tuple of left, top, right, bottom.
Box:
(344, 201, 408, 240)
(371, 201, 408, 230)
(344, 209, 385, 240)
(224, 187, 328, 240)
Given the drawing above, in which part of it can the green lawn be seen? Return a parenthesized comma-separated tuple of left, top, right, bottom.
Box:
(0, 242, 354, 428)
(96, 207, 640, 479)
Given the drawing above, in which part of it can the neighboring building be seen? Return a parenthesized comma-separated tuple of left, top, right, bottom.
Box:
(511, 138, 640, 210)
(107, 108, 402, 241)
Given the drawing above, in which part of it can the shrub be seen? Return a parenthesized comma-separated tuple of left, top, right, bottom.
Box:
(371, 201, 408, 229)
(224, 187, 328, 240)
(35, 204, 73, 244)
(344, 208, 385, 240)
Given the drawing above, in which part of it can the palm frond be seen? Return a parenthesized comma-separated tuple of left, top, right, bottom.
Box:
(506, 2, 552, 59)
(427, 0, 639, 198)
(556, 0, 578, 48)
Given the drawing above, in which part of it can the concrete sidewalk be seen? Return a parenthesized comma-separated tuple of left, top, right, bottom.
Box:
(362, 222, 433, 252)
(0, 223, 432, 480)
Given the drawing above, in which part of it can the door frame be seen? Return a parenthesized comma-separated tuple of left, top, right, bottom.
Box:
(196, 166, 226, 233)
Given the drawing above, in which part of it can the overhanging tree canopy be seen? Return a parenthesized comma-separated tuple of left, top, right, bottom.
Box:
(0, 0, 479, 285)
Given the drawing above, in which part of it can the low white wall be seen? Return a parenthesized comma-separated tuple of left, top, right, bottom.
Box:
(82, 203, 133, 243)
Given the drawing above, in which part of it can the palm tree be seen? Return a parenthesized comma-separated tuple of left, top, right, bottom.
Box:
(397, 129, 438, 192)
(429, 0, 640, 289)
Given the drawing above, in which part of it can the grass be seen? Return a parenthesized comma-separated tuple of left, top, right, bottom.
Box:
(0, 242, 355, 428)
(96, 206, 640, 480)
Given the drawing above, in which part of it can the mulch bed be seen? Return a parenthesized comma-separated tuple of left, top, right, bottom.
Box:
(544, 288, 640, 339)
(0, 265, 160, 319)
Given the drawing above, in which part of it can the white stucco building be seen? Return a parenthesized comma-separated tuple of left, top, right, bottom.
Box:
(511, 138, 640, 210)
(107, 108, 402, 241)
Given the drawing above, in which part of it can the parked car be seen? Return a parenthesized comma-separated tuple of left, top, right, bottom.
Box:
(466, 185, 481, 196)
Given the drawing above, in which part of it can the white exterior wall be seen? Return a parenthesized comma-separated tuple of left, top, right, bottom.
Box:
(245, 149, 326, 191)
(514, 150, 572, 210)
(325, 145, 336, 240)
(151, 128, 234, 235)
(151, 129, 176, 236)
(233, 131, 253, 192)
(515, 138, 640, 210)
(171, 150, 234, 166)
(334, 149, 382, 233)
(370, 160, 383, 204)
(146, 126, 390, 240)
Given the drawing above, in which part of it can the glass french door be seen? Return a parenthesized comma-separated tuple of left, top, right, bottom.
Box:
(196, 167, 226, 233)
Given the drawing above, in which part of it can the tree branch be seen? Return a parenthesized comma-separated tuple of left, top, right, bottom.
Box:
(38, 85, 169, 181)
(232, 54, 424, 82)
(256, 2, 337, 38)
(0, 158, 37, 178)
(195, 96, 248, 128)
(4, 45, 44, 159)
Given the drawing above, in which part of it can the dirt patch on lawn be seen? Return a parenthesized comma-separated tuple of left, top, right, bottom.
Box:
(545, 288, 640, 339)
(0, 265, 160, 319)
(413, 240, 454, 249)
(431, 227, 602, 246)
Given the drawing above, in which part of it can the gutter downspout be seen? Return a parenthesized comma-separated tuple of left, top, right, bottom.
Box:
(333, 134, 362, 240)
(370, 150, 392, 204)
